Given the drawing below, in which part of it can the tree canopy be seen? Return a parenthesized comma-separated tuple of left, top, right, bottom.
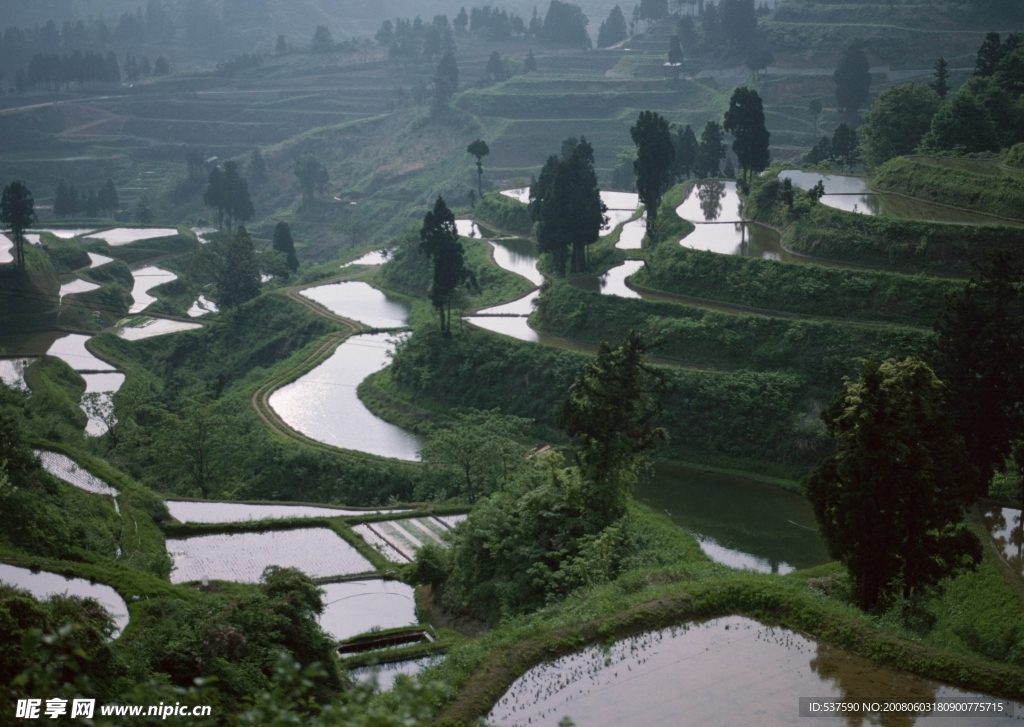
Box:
(433, 51, 459, 106)
(467, 138, 490, 197)
(694, 120, 725, 178)
(805, 357, 982, 611)
(859, 83, 941, 168)
(543, 0, 590, 48)
(671, 124, 698, 181)
(530, 137, 606, 276)
(212, 227, 262, 308)
(597, 5, 628, 48)
(272, 221, 299, 273)
(420, 196, 474, 333)
(631, 111, 675, 238)
(723, 86, 771, 181)
(204, 161, 254, 229)
(1, 180, 37, 268)
(293, 153, 329, 202)
(833, 43, 871, 116)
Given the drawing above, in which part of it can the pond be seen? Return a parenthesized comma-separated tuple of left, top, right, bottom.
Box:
(981, 505, 1023, 577)
(352, 516, 457, 562)
(0, 357, 34, 390)
(615, 215, 646, 249)
(46, 334, 117, 372)
(128, 265, 177, 314)
(115, 317, 202, 341)
(187, 295, 218, 318)
(0, 563, 129, 638)
(87, 228, 179, 246)
(300, 282, 409, 329)
(36, 450, 118, 496)
(489, 238, 543, 287)
(269, 332, 424, 461)
(58, 278, 100, 302)
(166, 527, 374, 584)
(318, 579, 418, 642)
(634, 463, 829, 574)
(80, 373, 125, 436)
(350, 655, 443, 692)
(487, 615, 1016, 726)
(166, 500, 403, 524)
(572, 260, 644, 299)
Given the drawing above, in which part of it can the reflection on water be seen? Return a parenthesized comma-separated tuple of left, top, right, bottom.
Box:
(187, 295, 218, 318)
(116, 317, 202, 341)
(489, 239, 543, 286)
(88, 227, 178, 246)
(0, 563, 129, 638)
(501, 187, 531, 204)
(678, 222, 791, 262)
(166, 528, 373, 584)
(465, 315, 539, 342)
(982, 505, 1024, 577)
(300, 282, 409, 329)
(456, 219, 483, 238)
(81, 372, 125, 436)
(821, 194, 884, 215)
(601, 209, 635, 236)
(129, 265, 177, 314)
(600, 191, 639, 210)
(269, 332, 423, 461)
(319, 580, 418, 642)
(87, 252, 113, 268)
(342, 250, 390, 267)
(488, 615, 1016, 727)
(780, 170, 869, 195)
(0, 357, 34, 390)
(0, 233, 12, 264)
(677, 181, 743, 223)
(636, 463, 829, 572)
(350, 655, 443, 692)
(165, 500, 396, 524)
(573, 261, 644, 299)
(37, 450, 118, 496)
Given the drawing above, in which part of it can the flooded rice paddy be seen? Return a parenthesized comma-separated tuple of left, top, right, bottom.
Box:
(350, 655, 443, 692)
(463, 315, 541, 342)
(187, 295, 218, 317)
(982, 505, 1023, 577)
(0, 357, 34, 389)
(499, 189, 638, 213)
(87, 251, 113, 268)
(342, 250, 391, 267)
(573, 260, 644, 299)
(477, 290, 540, 316)
(28, 228, 96, 239)
(0, 563, 129, 638)
(128, 265, 177, 314)
(0, 233, 12, 263)
(115, 317, 202, 341)
(500, 187, 531, 204)
(46, 334, 116, 371)
(318, 580, 418, 642)
(353, 516, 462, 562)
(601, 209, 635, 236)
(88, 228, 179, 246)
(80, 372, 125, 436)
(456, 219, 484, 238)
(488, 238, 544, 286)
(778, 170, 869, 195)
(487, 615, 1015, 727)
(636, 464, 828, 573)
(58, 278, 100, 302)
(269, 332, 423, 461)
(166, 528, 373, 584)
(300, 282, 409, 329)
(165, 500, 401, 524)
(615, 215, 646, 249)
(36, 450, 118, 496)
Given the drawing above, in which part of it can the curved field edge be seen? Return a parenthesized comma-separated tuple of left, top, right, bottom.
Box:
(433, 572, 1024, 725)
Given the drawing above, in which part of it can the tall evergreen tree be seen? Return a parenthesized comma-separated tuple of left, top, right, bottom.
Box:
(97, 179, 119, 215)
(524, 49, 538, 72)
(420, 196, 474, 333)
(216, 227, 262, 308)
(830, 123, 858, 170)
(222, 161, 254, 229)
(597, 5, 628, 48)
(833, 43, 871, 116)
(294, 153, 328, 202)
(672, 124, 698, 181)
(203, 166, 225, 228)
(975, 32, 1003, 77)
(932, 56, 950, 99)
(723, 86, 771, 182)
(433, 51, 459, 107)
(631, 111, 675, 239)
(806, 357, 981, 611)
(668, 35, 684, 66)
(272, 221, 299, 273)
(0, 180, 36, 268)
(466, 139, 490, 198)
(694, 120, 726, 178)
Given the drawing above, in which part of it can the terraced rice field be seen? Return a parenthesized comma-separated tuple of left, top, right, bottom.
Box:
(353, 515, 467, 563)
(36, 450, 118, 496)
(166, 528, 374, 584)
(166, 500, 402, 524)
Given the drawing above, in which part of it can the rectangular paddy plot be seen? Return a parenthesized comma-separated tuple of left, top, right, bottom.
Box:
(354, 515, 467, 563)
(166, 528, 373, 584)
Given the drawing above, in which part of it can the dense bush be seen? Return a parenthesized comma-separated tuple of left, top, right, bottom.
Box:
(473, 191, 533, 235)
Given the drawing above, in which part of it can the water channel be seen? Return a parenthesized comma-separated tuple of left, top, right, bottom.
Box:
(487, 615, 1019, 726)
